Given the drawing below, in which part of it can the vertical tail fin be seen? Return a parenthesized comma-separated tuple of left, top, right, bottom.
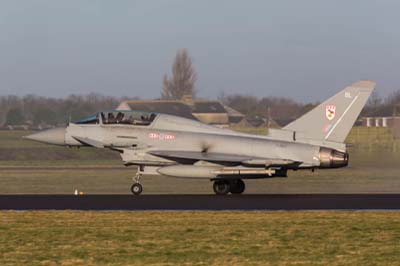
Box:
(283, 80, 375, 143)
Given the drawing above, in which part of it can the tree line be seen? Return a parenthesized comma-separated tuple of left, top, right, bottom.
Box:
(0, 94, 120, 126)
(1, 90, 399, 127)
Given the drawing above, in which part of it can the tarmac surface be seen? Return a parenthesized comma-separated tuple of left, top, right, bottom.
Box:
(1, 194, 400, 210)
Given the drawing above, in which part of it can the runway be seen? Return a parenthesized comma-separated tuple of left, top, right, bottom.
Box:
(1, 194, 400, 210)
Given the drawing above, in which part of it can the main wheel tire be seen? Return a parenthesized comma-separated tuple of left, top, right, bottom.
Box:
(213, 180, 230, 195)
(230, 179, 245, 194)
(131, 183, 143, 195)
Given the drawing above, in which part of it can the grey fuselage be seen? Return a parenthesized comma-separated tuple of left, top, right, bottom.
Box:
(65, 114, 326, 170)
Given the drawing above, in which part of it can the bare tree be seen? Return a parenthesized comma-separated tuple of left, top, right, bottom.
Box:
(161, 49, 197, 100)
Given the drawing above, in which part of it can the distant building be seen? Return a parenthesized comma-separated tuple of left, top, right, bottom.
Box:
(117, 100, 196, 120)
(117, 99, 246, 127)
(362, 116, 400, 138)
(222, 105, 245, 124)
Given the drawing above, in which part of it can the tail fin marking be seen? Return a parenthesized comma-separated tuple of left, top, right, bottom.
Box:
(283, 80, 375, 144)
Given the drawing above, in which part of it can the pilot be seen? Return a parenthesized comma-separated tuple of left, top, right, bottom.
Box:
(126, 115, 134, 124)
(116, 112, 124, 123)
(149, 113, 156, 122)
(107, 113, 116, 124)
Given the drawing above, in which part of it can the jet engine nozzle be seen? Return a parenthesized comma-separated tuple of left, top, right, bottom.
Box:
(318, 147, 349, 168)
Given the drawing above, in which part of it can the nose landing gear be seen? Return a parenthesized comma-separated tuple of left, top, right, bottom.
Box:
(131, 172, 143, 195)
(131, 183, 143, 195)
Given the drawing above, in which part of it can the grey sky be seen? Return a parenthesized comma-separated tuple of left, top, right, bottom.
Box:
(0, 0, 399, 102)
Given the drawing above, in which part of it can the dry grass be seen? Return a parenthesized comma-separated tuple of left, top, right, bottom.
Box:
(1, 211, 400, 266)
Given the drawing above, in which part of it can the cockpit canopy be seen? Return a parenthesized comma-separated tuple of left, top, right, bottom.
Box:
(74, 110, 157, 126)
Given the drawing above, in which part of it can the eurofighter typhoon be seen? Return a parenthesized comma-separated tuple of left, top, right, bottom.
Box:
(25, 81, 374, 195)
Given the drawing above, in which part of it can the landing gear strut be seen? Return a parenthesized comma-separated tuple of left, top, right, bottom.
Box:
(131, 171, 143, 195)
(213, 179, 246, 195)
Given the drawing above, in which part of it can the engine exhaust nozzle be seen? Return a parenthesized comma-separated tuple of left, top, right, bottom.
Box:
(318, 147, 349, 168)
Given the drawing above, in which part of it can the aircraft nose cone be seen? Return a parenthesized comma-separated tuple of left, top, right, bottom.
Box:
(24, 127, 66, 145)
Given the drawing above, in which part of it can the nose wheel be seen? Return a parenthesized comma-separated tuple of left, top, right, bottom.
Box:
(131, 172, 143, 195)
(131, 183, 143, 195)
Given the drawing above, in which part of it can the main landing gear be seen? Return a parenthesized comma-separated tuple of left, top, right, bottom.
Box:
(213, 179, 245, 195)
(131, 172, 143, 195)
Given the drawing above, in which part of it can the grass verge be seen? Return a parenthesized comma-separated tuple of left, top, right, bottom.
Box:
(1, 211, 399, 266)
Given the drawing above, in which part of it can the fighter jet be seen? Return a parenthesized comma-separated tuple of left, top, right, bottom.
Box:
(24, 80, 375, 195)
